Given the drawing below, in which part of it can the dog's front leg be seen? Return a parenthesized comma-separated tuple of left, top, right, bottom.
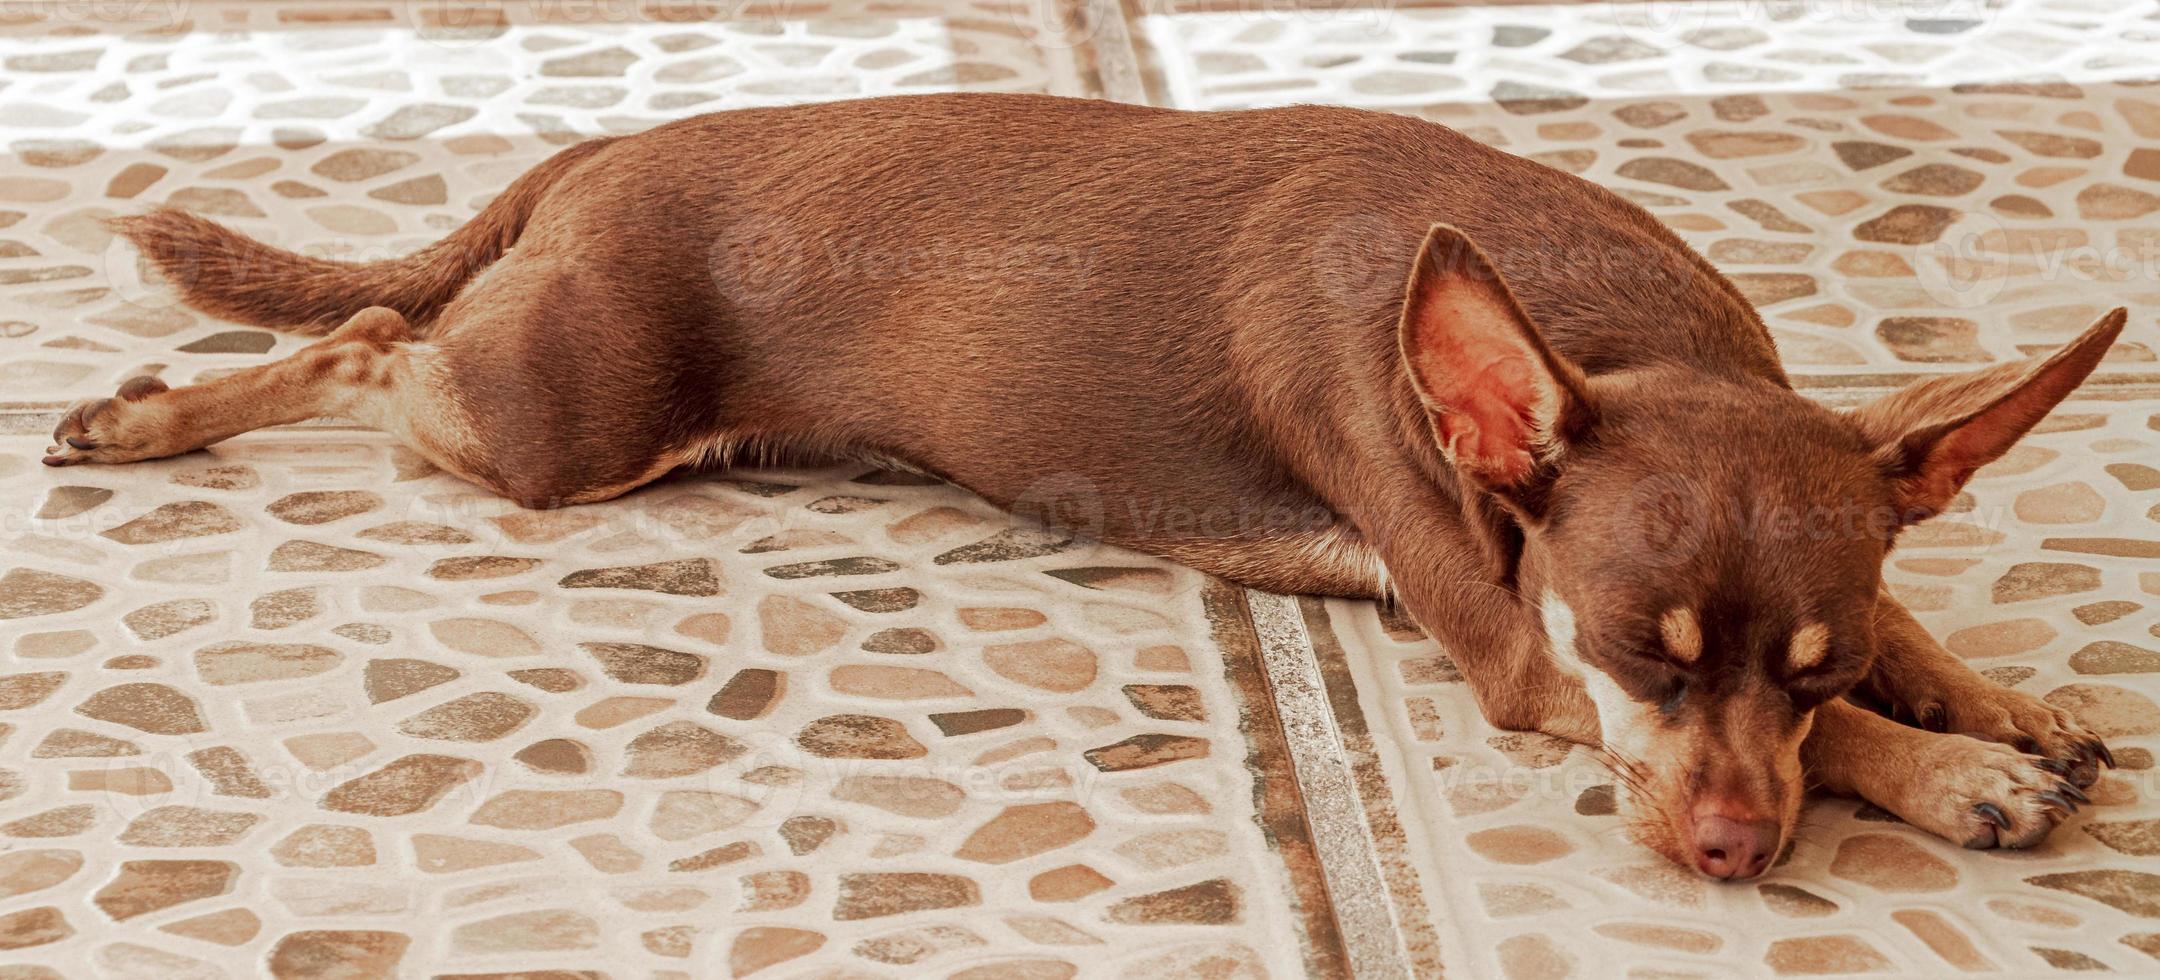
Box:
(1805, 697, 2083, 849)
(1377, 525, 1602, 748)
(1440, 618, 1603, 749)
(1858, 592, 2111, 786)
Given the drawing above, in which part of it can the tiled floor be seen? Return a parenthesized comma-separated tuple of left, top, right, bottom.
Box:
(2, 0, 2157, 977)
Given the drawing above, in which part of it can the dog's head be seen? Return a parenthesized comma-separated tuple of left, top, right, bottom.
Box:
(1395, 224, 2125, 878)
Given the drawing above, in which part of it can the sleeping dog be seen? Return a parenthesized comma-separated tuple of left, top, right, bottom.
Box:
(53, 94, 2125, 878)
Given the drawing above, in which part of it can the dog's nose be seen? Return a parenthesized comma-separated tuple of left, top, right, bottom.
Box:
(1692, 814, 1777, 879)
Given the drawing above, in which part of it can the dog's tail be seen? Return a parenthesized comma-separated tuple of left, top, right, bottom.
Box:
(107, 137, 615, 334)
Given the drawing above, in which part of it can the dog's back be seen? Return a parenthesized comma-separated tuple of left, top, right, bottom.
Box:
(602, 94, 1783, 380)
(546, 95, 1787, 512)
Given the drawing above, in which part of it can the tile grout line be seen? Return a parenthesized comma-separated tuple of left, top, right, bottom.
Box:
(1245, 588, 1416, 980)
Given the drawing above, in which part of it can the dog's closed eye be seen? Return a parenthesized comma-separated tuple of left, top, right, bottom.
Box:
(1655, 675, 1689, 715)
(1781, 654, 1863, 710)
(1600, 645, 1694, 708)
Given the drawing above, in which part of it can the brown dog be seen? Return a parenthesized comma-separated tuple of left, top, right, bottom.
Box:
(54, 93, 2124, 878)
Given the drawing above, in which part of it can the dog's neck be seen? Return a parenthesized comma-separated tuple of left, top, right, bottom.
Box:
(1368, 350, 1789, 599)
(1431, 221, 1788, 385)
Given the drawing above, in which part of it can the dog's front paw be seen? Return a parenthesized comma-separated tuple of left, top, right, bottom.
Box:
(1893, 678, 2113, 788)
(43, 376, 173, 466)
(1884, 734, 2086, 850)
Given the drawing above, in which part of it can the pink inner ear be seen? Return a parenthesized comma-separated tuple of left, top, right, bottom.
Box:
(1900, 430, 1987, 518)
(1414, 334, 1541, 487)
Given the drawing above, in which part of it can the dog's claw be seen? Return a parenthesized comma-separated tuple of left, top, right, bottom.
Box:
(2035, 758, 2073, 777)
(65, 435, 95, 450)
(1973, 802, 2012, 830)
(2057, 782, 2091, 806)
(2036, 790, 2078, 814)
(2095, 741, 2116, 769)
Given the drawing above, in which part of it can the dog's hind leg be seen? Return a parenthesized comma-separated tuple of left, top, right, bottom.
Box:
(46, 304, 686, 509)
(45, 307, 491, 485)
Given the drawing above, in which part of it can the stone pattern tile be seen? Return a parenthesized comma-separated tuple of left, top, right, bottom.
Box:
(1316, 398, 2160, 978)
(1140, 0, 2160, 372)
(0, 0, 1077, 406)
(0, 434, 1314, 976)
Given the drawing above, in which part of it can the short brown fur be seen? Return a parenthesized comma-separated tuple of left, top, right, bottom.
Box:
(61, 94, 2128, 876)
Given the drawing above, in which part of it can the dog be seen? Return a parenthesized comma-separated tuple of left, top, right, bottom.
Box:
(50, 93, 2124, 879)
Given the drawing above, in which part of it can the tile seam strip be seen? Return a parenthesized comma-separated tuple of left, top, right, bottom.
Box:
(1202, 582, 1357, 979)
(1245, 587, 1415, 980)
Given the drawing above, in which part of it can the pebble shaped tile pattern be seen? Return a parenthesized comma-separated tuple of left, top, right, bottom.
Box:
(1140, 0, 2160, 373)
(0, 0, 1074, 406)
(0, 435, 1312, 976)
(1317, 400, 2160, 978)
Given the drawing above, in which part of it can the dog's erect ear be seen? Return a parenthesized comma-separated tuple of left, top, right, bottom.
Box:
(1850, 307, 2125, 523)
(1398, 224, 1592, 504)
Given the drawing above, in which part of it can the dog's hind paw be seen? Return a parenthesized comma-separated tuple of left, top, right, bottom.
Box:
(42, 376, 175, 467)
